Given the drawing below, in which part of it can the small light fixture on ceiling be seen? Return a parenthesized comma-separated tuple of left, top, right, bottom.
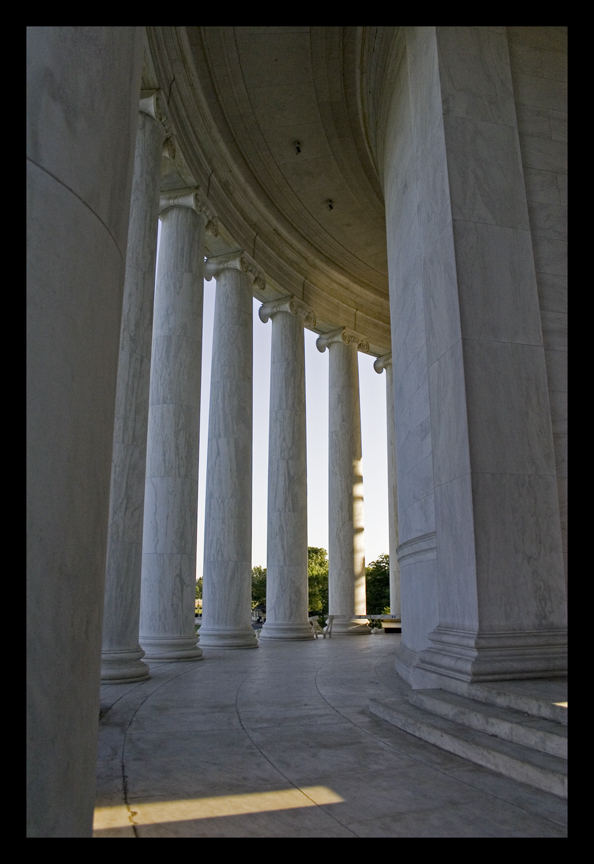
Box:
(293, 141, 301, 155)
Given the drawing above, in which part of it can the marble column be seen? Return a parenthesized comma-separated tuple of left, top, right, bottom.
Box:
(198, 252, 265, 648)
(383, 27, 566, 685)
(317, 328, 369, 635)
(374, 353, 401, 618)
(139, 188, 215, 661)
(258, 296, 316, 642)
(101, 93, 166, 683)
(27, 27, 143, 837)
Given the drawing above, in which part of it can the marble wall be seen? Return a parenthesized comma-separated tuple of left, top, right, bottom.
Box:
(508, 27, 567, 590)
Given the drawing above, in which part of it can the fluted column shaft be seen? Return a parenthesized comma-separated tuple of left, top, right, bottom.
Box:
(199, 254, 264, 648)
(317, 328, 368, 634)
(259, 298, 315, 641)
(101, 102, 165, 683)
(374, 353, 401, 618)
(139, 198, 207, 661)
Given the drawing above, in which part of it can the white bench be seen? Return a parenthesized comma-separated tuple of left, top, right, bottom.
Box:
(308, 616, 329, 638)
(308, 614, 401, 638)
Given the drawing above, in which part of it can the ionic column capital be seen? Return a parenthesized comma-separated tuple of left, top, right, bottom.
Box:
(159, 187, 219, 236)
(316, 327, 370, 354)
(259, 295, 316, 327)
(374, 352, 392, 373)
(204, 251, 266, 291)
(139, 89, 165, 122)
(140, 89, 176, 168)
(162, 136, 176, 161)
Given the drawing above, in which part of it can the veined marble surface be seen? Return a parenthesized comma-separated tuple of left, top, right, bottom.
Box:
(27, 26, 144, 837)
(387, 28, 566, 685)
(320, 334, 366, 624)
(200, 262, 257, 649)
(102, 110, 165, 682)
(374, 356, 401, 618)
(140, 205, 204, 662)
(260, 300, 313, 642)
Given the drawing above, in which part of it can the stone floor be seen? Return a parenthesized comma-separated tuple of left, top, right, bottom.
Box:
(93, 634, 567, 837)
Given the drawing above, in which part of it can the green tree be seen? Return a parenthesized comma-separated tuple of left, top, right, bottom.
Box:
(251, 565, 267, 610)
(308, 547, 329, 614)
(251, 551, 330, 615)
(195, 578, 202, 600)
(365, 554, 390, 614)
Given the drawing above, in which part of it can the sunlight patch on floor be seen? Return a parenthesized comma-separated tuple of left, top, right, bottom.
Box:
(94, 786, 344, 830)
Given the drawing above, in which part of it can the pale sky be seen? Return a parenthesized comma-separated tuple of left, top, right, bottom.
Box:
(154, 223, 389, 576)
(195, 282, 390, 577)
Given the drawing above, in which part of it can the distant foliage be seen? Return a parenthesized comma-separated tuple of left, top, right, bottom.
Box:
(249, 550, 389, 617)
(251, 565, 267, 609)
(365, 554, 390, 614)
(307, 547, 329, 614)
(250, 549, 330, 615)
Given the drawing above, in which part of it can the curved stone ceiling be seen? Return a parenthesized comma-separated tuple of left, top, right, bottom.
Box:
(146, 26, 395, 353)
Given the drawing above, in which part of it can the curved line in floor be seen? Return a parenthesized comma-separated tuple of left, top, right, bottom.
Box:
(119, 664, 207, 836)
(232, 653, 359, 836)
(312, 651, 566, 831)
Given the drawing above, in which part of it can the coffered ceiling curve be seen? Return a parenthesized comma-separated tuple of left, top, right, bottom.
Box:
(146, 26, 398, 353)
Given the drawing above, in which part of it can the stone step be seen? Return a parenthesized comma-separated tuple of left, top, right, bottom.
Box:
(463, 681, 568, 726)
(369, 697, 567, 799)
(408, 689, 567, 758)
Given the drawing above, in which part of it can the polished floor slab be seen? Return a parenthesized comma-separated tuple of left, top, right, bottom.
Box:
(93, 634, 567, 837)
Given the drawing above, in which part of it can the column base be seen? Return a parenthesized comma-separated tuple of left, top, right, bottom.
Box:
(140, 635, 203, 661)
(416, 626, 568, 683)
(394, 640, 418, 686)
(101, 647, 150, 684)
(258, 622, 314, 641)
(330, 616, 371, 635)
(197, 626, 258, 649)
